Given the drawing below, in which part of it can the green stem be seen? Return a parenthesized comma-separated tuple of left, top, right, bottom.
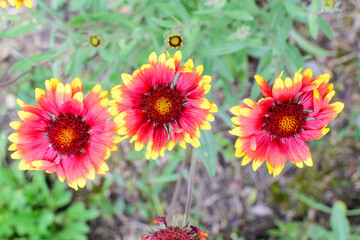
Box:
(166, 150, 187, 224)
(185, 146, 197, 226)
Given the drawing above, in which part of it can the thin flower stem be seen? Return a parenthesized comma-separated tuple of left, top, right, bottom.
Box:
(185, 146, 197, 226)
(166, 149, 187, 223)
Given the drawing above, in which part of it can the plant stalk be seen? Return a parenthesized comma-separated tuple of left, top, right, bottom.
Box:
(185, 146, 197, 226)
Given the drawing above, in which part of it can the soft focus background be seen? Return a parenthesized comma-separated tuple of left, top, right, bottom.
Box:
(0, 0, 359, 239)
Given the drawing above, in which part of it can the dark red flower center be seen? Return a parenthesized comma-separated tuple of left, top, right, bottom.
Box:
(146, 226, 195, 240)
(263, 102, 308, 138)
(141, 85, 185, 125)
(47, 114, 90, 156)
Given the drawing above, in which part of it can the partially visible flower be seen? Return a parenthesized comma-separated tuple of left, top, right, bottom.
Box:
(142, 217, 208, 240)
(322, 0, 340, 13)
(8, 78, 120, 190)
(110, 51, 217, 160)
(325, 0, 336, 7)
(167, 33, 184, 49)
(229, 68, 344, 176)
(90, 35, 102, 48)
(8, 0, 32, 9)
(1, 0, 6, 9)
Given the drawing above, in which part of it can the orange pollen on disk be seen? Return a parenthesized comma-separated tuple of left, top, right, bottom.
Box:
(141, 85, 185, 125)
(58, 128, 75, 146)
(263, 101, 308, 138)
(278, 116, 298, 132)
(155, 97, 172, 115)
(47, 114, 90, 156)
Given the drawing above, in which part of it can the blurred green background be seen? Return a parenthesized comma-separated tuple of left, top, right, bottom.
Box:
(0, 0, 359, 239)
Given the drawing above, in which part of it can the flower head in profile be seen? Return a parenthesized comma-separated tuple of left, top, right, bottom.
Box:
(142, 217, 208, 240)
(110, 51, 217, 160)
(8, 0, 32, 9)
(8, 78, 120, 190)
(229, 68, 344, 176)
(167, 33, 184, 49)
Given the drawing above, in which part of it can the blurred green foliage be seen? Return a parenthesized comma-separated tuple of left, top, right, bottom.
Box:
(0, 164, 99, 240)
(268, 201, 360, 240)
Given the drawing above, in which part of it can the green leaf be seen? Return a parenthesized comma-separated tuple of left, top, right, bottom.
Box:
(69, 0, 89, 11)
(330, 201, 350, 240)
(55, 222, 90, 240)
(283, 2, 307, 21)
(274, 24, 288, 55)
(192, 8, 222, 17)
(290, 30, 333, 56)
(309, 0, 320, 13)
(65, 202, 99, 221)
(69, 13, 136, 28)
(213, 57, 234, 82)
(38, 211, 55, 233)
(173, 0, 191, 23)
(197, 42, 245, 57)
(284, 43, 304, 71)
(51, 0, 67, 10)
(0, 22, 41, 39)
(197, 130, 217, 178)
(308, 14, 319, 39)
(9, 50, 58, 72)
(222, 10, 254, 21)
(295, 192, 332, 213)
(149, 17, 178, 28)
(51, 190, 72, 209)
(233, 0, 259, 15)
(318, 15, 334, 39)
(268, 2, 285, 30)
(149, 174, 179, 184)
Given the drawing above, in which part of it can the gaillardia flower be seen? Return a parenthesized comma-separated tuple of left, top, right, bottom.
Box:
(110, 51, 217, 160)
(142, 217, 208, 240)
(8, 78, 119, 190)
(1, 0, 6, 9)
(167, 33, 184, 49)
(229, 68, 344, 176)
(90, 35, 102, 48)
(8, 0, 32, 9)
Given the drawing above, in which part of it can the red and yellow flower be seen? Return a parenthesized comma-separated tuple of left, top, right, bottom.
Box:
(8, 0, 32, 9)
(90, 35, 102, 48)
(1, 0, 6, 8)
(167, 33, 184, 49)
(229, 68, 344, 176)
(110, 51, 217, 159)
(142, 217, 208, 240)
(8, 78, 119, 190)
